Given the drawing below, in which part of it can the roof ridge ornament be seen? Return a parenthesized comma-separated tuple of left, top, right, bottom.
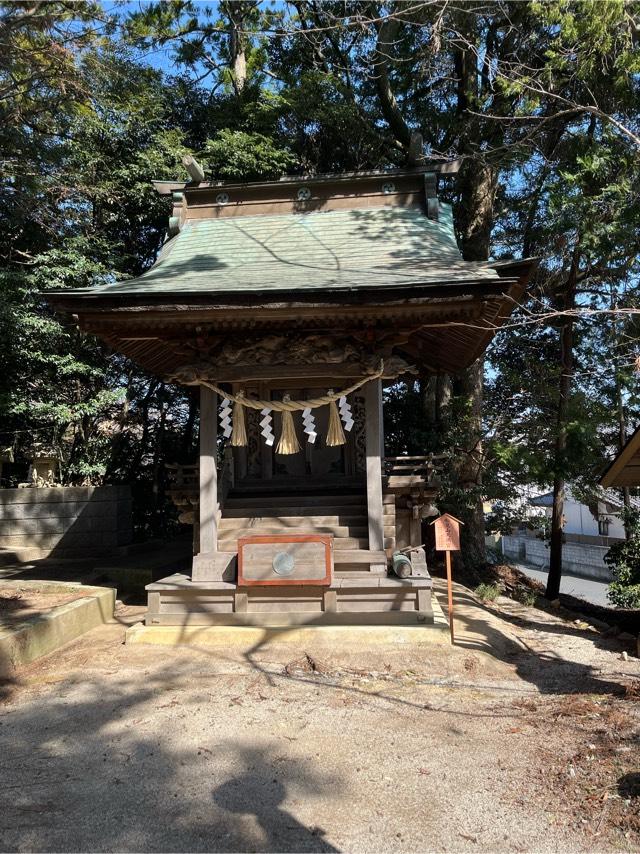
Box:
(424, 171, 439, 222)
(182, 155, 205, 184)
(407, 132, 424, 167)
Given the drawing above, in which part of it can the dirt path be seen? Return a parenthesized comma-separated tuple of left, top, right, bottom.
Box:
(0, 583, 638, 853)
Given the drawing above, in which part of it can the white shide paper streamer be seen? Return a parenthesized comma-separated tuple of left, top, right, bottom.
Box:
(302, 407, 317, 443)
(338, 395, 354, 432)
(260, 407, 275, 446)
(219, 397, 233, 438)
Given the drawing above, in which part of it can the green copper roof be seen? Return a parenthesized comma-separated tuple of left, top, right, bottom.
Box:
(63, 204, 501, 296)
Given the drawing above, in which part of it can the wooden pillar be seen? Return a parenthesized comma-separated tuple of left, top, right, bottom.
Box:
(199, 385, 217, 554)
(365, 378, 385, 571)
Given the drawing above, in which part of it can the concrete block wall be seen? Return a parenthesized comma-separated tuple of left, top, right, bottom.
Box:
(502, 535, 612, 582)
(0, 486, 132, 558)
(501, 535, 526, 561)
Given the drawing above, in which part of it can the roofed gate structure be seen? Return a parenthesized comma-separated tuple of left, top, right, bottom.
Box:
(49, 164, 534, 627)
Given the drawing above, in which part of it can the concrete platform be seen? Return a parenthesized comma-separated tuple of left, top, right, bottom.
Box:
(0, 581, 115, 673)
(126, 593, 449, 649)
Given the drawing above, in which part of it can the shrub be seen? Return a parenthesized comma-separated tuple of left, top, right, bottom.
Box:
(475, 582, 501, 602)
(604, 509, 640, 609)
(512, 585, 537, 607)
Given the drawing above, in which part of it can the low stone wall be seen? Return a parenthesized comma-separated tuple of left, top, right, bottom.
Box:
(0, 582, 116, 673)
(0, 486, 132, 559)
(501, 535, 612, 582)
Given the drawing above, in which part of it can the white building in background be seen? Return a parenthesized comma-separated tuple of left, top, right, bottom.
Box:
(528, 489, 628, 541)
(495, 487, 638, 580)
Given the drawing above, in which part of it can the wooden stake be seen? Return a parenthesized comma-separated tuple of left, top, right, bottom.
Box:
(445, 550, 454, 644)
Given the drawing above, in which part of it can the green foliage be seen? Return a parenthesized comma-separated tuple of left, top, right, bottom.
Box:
(605, 509, 640, 608)
(512, 586, 537, 607)
(475, 583, 501, 602)
(200, 129, 297, 181)
(1, 0, 638, 548)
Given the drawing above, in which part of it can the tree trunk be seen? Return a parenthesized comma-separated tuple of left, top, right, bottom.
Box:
(223, 0, 250, 94)
(454, 158, 497, 568)
(451, 3, 499, 568)
(372, 11, 412, 150)
(611, 292, 631, 535)
(546, 250, 579, 600)
(457, 356, 487, 567)
(617, 397, 632, 535)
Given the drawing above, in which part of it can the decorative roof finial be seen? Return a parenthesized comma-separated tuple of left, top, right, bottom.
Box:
(182, 155, 205, 184)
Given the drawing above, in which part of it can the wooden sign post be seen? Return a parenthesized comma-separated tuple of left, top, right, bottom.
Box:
(431, 513, 463, 644)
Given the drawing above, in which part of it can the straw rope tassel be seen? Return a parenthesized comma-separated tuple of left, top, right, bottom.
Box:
(230, 396, 248, 447)
(277, 396, 301, 455)
(326, 398, 346, 447)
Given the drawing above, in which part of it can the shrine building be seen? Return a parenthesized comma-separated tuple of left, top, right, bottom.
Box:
(48, 163, 534, 627)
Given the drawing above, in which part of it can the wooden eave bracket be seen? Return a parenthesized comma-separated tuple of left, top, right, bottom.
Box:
(168, 190, 185, 238)
(424, 172, 439, 221)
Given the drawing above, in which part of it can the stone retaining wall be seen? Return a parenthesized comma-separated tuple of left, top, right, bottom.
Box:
(0, 486, 132, 558)
(0, 582, 116, 672)
(501, 535, 612, 581)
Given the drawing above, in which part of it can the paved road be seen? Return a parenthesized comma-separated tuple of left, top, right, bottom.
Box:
(515, 562, 610, 607)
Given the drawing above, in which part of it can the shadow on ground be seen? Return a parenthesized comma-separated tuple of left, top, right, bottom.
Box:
(443, 585, 634, 696)
(0, 665, 340, 852)
(142, 578, 638, 716)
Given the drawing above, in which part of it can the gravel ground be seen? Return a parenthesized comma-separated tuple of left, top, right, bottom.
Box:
(0, 580, 638, 853)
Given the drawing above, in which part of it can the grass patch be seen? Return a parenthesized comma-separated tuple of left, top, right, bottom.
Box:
(512, 585, 537, 606)
(474, 582, 501, 602)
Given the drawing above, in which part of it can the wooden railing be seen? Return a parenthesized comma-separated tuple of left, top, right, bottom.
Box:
(165, 463, 198, 494)
(166, 447, 235, 507)
(383, 454, 445, 483)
